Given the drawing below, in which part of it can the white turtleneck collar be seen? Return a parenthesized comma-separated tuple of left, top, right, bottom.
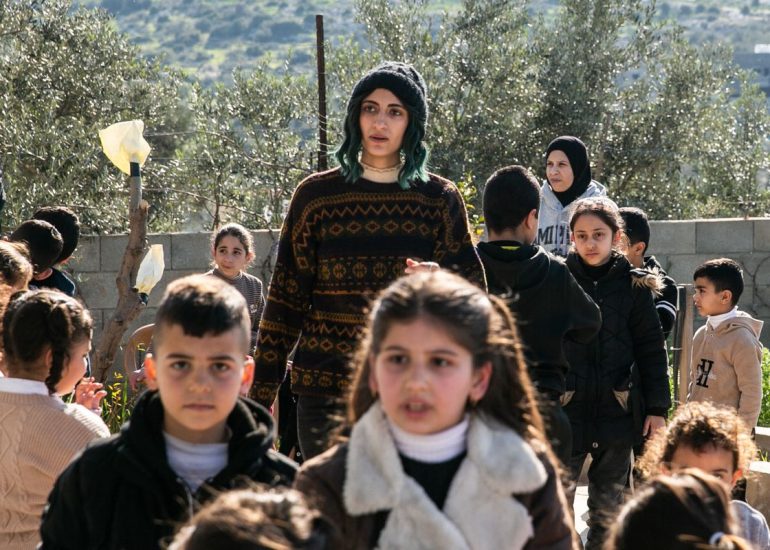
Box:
(387, 415, 469, 463)
(361, 160, 402, 184)
(707, 306, 738, 329)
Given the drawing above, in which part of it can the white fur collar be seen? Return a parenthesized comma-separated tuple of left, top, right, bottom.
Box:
(343, 403, 548, 549)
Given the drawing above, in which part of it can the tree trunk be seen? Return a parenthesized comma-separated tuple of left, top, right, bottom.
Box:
(92, 169, 148, 382)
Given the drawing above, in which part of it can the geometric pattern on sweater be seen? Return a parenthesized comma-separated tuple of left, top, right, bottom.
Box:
(252, 168, 485, 407)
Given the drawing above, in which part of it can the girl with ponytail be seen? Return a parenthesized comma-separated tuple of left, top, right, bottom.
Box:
(0, 290, 109, 549)
(295, 271, 574, 549)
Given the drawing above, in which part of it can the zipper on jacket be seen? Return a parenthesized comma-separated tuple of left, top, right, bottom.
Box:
(592, 280, 601, 423)
(176, 477, 194, 519)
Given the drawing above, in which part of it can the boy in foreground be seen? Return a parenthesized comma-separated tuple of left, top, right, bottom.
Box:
(40, 276, 296, 550)
(476, 164, 601, 463)
(687, 258, 763, 430)
(638, 401, 770, 549)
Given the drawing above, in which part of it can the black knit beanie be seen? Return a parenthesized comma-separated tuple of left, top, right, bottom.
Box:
(545, 136, 592, 207)
(349, 61, 429, 137)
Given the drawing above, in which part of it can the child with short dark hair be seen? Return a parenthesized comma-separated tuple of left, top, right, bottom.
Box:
(688, 258, 763, 429)
(606, 469, 753, 550)
(477, 164, 601, 464)
(637, 401, 770, 549)
(169, 487, 330, 550)
(9, 219, 63, 281)
(619, 207, 678, 339)
(295, 271, 575, 549)
(40, 276, 297, 550)
(0, 290, 109, 549)
(31, 206, 81, 297)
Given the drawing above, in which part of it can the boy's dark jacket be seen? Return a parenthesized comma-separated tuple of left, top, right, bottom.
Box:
(476, 241, 601, 396)
(564, 251, 670, 454)
(39, 391, 296, 550)
(644, 255, 678, 338)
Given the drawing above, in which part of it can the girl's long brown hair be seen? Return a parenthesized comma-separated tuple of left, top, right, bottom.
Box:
(346, 270, 546, 446)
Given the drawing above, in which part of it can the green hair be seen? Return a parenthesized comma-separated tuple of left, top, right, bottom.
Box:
(335, 93, 429, 190)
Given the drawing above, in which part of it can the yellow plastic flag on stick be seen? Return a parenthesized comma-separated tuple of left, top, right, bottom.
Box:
(134, 244, 165, 303)
(98, 120, 151, 175)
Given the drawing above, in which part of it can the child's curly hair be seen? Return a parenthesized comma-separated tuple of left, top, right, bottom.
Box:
(637, 401, 758, 480)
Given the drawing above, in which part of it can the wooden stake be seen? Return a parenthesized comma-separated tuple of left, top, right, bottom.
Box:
(92, 162, 148, 382)
(316, 14, 328, 172)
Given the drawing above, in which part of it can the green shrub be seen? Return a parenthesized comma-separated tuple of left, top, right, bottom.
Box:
(759, 348, 770, 428)
(101, 373, 138, 434)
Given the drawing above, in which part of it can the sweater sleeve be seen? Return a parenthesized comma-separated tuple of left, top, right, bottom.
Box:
(252, 184, 317, 409)
(433, 182, 487, 290)
(629, 284, 671, 416)
(39, 456, 90, 549)
(564, 269, 601, 345)
(731, 330, 763, 428)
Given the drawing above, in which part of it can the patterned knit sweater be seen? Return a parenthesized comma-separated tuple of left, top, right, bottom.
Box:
(252, 168, 485, 406)
(0, 392, 109, 550)
(206, 268, 266, 353)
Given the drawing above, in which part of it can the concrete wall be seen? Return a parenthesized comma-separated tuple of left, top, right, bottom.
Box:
(68, 218, 770, 375)
(69, 229, 280, 374)
(648, 218, 770, 347)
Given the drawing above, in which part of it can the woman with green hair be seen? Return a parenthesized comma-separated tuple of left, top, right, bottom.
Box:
(252, 61, 485, 460)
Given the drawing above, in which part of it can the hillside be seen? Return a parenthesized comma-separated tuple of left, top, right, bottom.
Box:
(74, 0, 770, 84)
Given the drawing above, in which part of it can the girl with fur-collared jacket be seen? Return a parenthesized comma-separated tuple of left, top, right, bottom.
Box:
(294, 271, 575, 550)
(563, 198, 670, 550)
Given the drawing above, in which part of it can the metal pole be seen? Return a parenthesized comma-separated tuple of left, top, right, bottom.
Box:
(315, 14, 328, 172)
(671, 284, 694, 406)
(129, 161, 142, 213)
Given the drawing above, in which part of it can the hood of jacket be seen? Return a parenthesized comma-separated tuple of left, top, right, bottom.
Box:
(120, 390, 276, 487)
(566, 250, 628, 282)
(476, 241, 553, 294)
(537, 180, 610, 256)
(643, 255, 665, 273)
(541, 179, 607, 213)
(567, 251, 663, 294)
(343, 402, 547, 550)
(715, 312, 764, 339)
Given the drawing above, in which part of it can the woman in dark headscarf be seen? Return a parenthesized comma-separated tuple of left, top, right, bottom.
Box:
(536, 136, 611, 257)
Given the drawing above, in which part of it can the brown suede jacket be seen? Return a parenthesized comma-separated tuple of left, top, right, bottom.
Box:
(294, 404, 577, 550)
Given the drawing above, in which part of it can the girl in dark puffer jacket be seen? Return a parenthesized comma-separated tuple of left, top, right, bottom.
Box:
(563, 198, 670, 550)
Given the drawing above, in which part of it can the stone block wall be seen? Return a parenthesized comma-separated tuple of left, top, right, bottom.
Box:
(67, 218, 770, 376)
(648, 218, 770, 347)
(68, 230, 280, 374)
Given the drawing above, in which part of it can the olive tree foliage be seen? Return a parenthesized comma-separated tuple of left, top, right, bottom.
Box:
(0, 0, 188, 233)
(536, 0, 770, 219)
(326, 0, 770, 220)
(324, 0, 539, 221)
(161, 67, 317, 232)
(2, 0, 768, 234)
